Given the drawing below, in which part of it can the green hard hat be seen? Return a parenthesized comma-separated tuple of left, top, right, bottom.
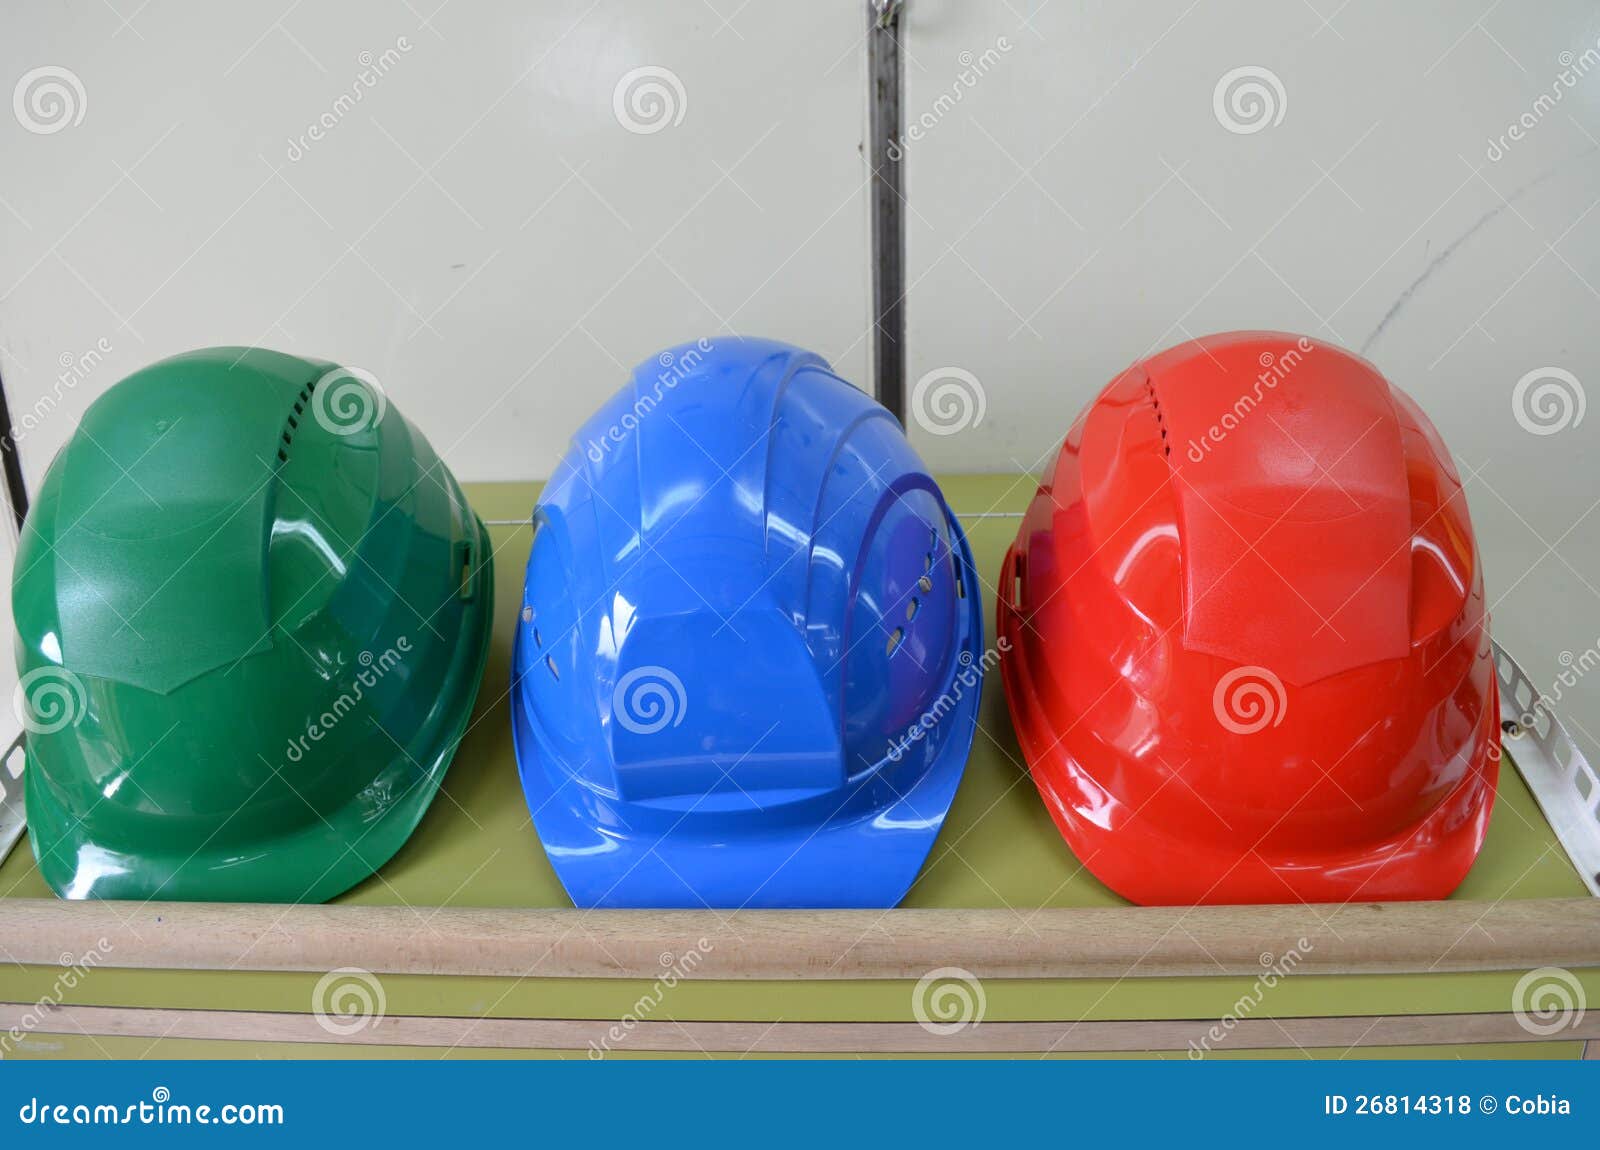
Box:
(14, 348, 493, 902)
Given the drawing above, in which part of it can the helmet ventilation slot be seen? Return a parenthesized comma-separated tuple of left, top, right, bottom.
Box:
(525, 610, 557, 678)
(456, 540, 476, 600)
(944, 522, 966, 599)
(888, 528, 943, 656)
(276, 378, 320, 465)
(1145, 377, 1171, 460)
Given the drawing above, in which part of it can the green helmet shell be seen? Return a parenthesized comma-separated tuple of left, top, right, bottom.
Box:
(14, 347, 493, 902)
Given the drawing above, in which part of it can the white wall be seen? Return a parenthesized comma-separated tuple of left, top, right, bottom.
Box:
(901, 0, 1600, 475)
(899, 1, 1600, 773)
(6, 1, 1600, 776)
(0, 0, 873, 486)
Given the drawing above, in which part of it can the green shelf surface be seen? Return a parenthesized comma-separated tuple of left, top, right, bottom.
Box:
(0, 477, 1593, 1043)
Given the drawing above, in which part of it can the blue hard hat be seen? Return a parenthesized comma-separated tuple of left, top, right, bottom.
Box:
(512, 338, 984, 908)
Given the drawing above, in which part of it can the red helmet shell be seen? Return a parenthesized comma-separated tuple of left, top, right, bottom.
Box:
(999, 332, 1498, 905)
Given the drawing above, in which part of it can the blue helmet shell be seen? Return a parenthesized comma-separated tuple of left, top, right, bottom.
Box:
(512, 338, 984, 908)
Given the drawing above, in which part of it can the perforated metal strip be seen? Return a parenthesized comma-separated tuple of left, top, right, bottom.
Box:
(867, 0, 906, 420)
(0, 730, 27, 866)
(1496, 641, 1600, 897)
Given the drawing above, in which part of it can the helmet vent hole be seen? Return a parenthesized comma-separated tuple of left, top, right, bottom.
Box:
(886, 627, 904, 656)
(521, 606, 533, 624)
(278, 393, 305, 463)
(906, 597, 920, 621)
(534, 627, 542, 647)
(545, 654, 560, 680)
(1145, 378, 1173, 462)
(918, 575, 932, 593)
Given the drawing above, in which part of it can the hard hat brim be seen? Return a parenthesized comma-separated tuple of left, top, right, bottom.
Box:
(998, 553, 1501, 905)
(512, 513, 986, 910)
(511, 635, 978, 909)
(24, 513, 497, 904)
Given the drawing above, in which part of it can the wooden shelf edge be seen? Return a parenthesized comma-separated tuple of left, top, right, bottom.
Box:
(4, 1001, 1597, 1054)
(3, 896, 1598, 980)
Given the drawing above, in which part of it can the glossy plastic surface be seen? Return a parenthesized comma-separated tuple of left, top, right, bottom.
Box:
(512, 338, 984, 908)
(16, 348, 494, 902)
(999, 332, 1499, 905)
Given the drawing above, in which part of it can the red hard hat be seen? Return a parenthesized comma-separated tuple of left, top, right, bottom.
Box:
(998, 332, 1499, 905)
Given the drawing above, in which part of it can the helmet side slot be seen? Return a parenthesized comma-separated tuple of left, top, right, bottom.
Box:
(277, 378, 318, 466)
